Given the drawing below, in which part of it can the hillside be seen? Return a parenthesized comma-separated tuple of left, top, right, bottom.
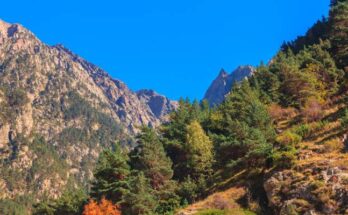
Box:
(177, 95, 348, 214)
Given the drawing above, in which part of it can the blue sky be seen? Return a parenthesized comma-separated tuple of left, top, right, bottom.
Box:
(2, 0, 330, 100)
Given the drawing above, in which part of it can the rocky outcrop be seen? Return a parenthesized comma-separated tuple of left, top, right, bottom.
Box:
(203, 66, 254, 106)
(137, 89, 178, 122)
(264, 162, 348, 214)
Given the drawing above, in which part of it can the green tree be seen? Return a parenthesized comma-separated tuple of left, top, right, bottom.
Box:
(131, 127, 180, 214)
(210, 81, 274, 169)
(330, 0, 348, 70)
(90, 145, 130, 204)
(33, 189, 87, 215)
(131, 127, 174, 190)
(122, 172, 157, 215)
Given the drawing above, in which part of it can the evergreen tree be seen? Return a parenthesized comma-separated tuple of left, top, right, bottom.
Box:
(91, 146, 130, 204)
(210, 81, 274, 168)
(330, 0, 348, 70)
(122, 172, 157, 215)
(33, 189, 88, 215)
(131, 127, 180, 214)
(131, 127, 174, 190)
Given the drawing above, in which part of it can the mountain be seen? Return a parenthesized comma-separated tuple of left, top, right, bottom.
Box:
(0, 19, 175, 200)
(203, 66, 255, 106)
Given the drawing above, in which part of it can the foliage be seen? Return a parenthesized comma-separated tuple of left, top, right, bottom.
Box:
(131, 127, 180, 214)
(0, 199, 29, 215)
(161, 99, 211, 181)
(122, 172, 157, 215)
(272, 147, 298, 169)
(267, 104, 297, 122)
(185, 121, 214, 177)
(177, 176, 208, 204)
(330, 0, 348, 70)
(276, 131, 302, 148)
(131, 127, 174, 189)
(323, 138, 343, 153)
(62, 91, 123, 147)
(33, 189, 88, 215)
(301, 98, 324, 122)
(83, 198, 121, 215)
(91, 146, 130, 204)
(209, 82, 274, 169)
(341, 108, 348, 127)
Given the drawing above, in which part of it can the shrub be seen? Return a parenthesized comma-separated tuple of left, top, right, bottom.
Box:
(272, 147, 297, 168)
(341, 109, 348, 128)
(292, 124, 311, 139)
(268, 104, 297, 122)
(0, 199, 29, 215)
(276, 131, 302, 148)
(178, 177, 199, 204)
(322, 138, 343, 153)
(301, 98, 324, 122)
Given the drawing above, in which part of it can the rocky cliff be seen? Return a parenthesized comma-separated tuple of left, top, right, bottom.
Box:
(203, 66, 254, 106)
(0, 19, 175, 201)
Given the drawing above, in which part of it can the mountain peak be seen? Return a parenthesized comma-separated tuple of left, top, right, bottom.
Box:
(203, 66, 254, 106)
(0, 19, 28, 38)
(218, 68, 228, 77)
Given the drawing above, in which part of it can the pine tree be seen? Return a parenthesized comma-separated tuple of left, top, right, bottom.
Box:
(131, 127, 174, 190)
(330, 0, 348, 70)
(122, 172, 157, 215)
(210, 81, 274, 168)
(91, 145, 130, 204)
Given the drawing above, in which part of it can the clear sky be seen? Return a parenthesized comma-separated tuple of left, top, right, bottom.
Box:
(1, 0, 330, 100)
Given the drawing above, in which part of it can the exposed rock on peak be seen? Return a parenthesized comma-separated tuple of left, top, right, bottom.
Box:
(204, 66, 255, 106)
(137, 89, 178, 120)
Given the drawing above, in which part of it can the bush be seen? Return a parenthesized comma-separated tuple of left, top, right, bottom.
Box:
(301, 98, 324, 122)
(0, 199, 29, 215)
(276, 131, 302, 148)
(322, 138, 343, 153)
(272, 147, 297, 168)
(341, 109, 348, 128)
(268, 104, 297, 122)
(178, 177, 199, 204)
(292, 124, 311, 139)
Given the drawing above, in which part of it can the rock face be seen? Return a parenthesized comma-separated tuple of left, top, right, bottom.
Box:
(137, 89, 178, 121)
(0, 19, 175, 200)
(203, 66, 254, 106)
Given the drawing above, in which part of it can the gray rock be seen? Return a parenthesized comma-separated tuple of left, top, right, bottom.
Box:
(203, 66, 255, 106)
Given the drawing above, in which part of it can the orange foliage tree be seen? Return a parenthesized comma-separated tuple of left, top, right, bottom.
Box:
(83, 197, 121, 215)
